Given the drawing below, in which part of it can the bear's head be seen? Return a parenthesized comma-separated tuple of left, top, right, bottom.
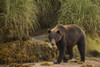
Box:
(48, 29, 62, 46)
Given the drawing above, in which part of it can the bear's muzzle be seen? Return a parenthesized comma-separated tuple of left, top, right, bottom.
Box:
(51, 39, 56, 46)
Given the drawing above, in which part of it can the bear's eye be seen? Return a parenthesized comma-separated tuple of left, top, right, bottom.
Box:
(48, 29, 51, 33)
(56, 30, 60, 34)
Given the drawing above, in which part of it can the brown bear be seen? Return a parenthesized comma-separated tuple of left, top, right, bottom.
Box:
(48, 24, 86, 64)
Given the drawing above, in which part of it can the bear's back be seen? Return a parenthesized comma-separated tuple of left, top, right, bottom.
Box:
(64, 24, 85, 44)
(51, 24, 85, 37)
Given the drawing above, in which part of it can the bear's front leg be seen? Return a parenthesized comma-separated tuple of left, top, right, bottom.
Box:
(54, 46, 65, 64)
(63, 56, 68, 62)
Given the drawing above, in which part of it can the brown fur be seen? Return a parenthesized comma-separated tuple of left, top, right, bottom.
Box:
(48, 24, 86, 64)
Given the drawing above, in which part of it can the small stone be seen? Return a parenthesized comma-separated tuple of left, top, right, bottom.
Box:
(81, 64, 94, 67)
(77, 61, 84, 64)
(40, 62, 54, 66)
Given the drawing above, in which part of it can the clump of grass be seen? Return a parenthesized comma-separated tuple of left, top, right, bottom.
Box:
(34, 0, 61, 29)
(0, 0, 39, 43)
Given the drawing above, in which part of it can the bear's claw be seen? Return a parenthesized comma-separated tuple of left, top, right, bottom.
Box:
(63, 59, 68, 62)
(53, 61, 61, 64)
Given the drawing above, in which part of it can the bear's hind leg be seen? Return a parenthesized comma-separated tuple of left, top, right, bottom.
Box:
(77, 38, 85, 62)
(67, 46, 73, 60)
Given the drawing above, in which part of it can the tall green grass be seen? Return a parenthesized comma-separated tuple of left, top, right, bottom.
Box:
(33, 0, 100, 34)
(0, 0, 39, 43)
(0, 0, 100, 43)
(57, 0, 100, 33)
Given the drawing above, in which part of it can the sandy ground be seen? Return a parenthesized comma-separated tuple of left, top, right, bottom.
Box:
(32, 35, 48, 41)
(33, 59, 100, 67)
(0, 58, 100, 67)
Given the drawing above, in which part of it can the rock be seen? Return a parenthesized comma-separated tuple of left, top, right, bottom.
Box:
(40, 62, 54, 66)
(0, 40, 58, 64)
(81, 64, 94, 67)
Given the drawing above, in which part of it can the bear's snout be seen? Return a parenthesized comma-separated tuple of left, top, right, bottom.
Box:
(51, 39, 56, 46)
(51, 43, 55, 46)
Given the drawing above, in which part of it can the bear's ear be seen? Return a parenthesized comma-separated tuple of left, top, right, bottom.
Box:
(48, 29, 51, 33)
(57, 30, 60, 34)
